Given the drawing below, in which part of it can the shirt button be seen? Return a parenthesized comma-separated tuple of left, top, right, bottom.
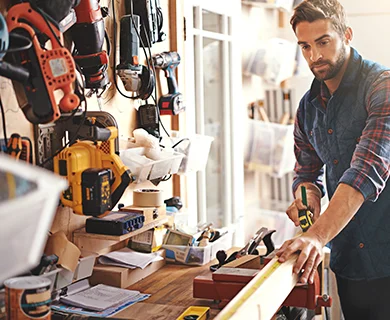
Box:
(309, 130, 313, 136)
(333, 159, 339, 165)
(328, 129, 333, 134)
(359, 243, 364, 249)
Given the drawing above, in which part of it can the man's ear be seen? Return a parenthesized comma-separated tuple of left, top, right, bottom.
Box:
(344, 27, 353, 44)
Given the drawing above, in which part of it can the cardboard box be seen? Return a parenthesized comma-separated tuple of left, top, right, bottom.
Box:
(41, 255, 97, 291)
(44, 231, 81, 273)
(89, 249, 166, 288)
(129, 226, 167, 253)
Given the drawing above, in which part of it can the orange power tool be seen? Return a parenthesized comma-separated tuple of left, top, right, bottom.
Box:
(6, 133, 32, 162)
(6, 2, 80, 124)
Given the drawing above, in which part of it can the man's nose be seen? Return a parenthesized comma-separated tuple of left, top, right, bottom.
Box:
(310, 48, 323, 62)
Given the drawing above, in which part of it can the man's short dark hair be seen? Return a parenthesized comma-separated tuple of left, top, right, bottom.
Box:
(290, 0, 347, 37)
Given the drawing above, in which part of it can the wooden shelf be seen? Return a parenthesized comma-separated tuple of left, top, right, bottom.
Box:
(73, 216, 169, 254)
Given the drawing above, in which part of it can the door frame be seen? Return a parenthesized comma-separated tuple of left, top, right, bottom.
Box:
(182, 0, 244, 244)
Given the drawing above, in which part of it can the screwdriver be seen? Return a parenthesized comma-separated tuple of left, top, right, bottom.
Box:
(299, 186, 313, 232)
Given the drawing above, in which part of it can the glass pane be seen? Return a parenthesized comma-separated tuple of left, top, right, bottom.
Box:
(203, 37, 226, 227)
(202, 10, 223, 33)
(193, 7, 198, 28)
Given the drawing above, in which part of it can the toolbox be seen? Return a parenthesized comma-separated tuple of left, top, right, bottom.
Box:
(86, 211, 145, 235)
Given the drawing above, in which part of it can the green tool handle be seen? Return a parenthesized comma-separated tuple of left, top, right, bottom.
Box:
(299, 186, 313, 232)
(301, 185, 308, 206)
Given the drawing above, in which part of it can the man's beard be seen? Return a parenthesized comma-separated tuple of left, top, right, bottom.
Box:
(310, 47, 347, 81)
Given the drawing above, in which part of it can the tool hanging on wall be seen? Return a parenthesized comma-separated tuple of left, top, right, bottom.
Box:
(152, 51, 185, 116)
(70, 0, 110, 99)
(0, 135, 31, 162)
(53, 126, 134, 217)
(125, 0, 166, 47)
(21, 0, 80, 31)
(34, 111, 119, 170)
(5, 2, 80, 124)
(116, 14, 155, 100)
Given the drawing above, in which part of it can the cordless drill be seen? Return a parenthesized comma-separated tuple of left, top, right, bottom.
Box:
(71, 0, 110, 96)
(153, 51, 185, 115)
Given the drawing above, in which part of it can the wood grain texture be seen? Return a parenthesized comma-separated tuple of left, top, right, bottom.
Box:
(115, 257, 225, 319)
(215, 255, 299, 320)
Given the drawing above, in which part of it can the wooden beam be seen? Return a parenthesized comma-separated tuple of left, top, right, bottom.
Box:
(215, 254, 299, 320)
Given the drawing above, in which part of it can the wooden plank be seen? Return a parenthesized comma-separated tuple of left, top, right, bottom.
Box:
(215, 254, 299, 320)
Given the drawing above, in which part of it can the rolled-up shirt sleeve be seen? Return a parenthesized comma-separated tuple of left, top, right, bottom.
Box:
(292, 101, 326, 197)
(339, 71, 390, 201)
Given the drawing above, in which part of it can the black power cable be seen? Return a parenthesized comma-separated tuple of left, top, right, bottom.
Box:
(0, 33, 33, 54)
(140, 14, 170, 138)
(111, 0, 170, 138)
(0, 98, 8, 149)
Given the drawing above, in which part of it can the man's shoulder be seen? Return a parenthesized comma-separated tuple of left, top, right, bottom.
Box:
(299, 88, 313, 106)
(361, 57, 390, 78)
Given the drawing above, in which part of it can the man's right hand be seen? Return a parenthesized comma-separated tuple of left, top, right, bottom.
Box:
(286, 183, 321, 227)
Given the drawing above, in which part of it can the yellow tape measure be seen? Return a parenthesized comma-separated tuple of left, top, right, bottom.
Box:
(219, 259, 282, 320)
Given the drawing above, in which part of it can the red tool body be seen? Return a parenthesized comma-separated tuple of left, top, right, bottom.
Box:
(193, 256, 332, 314)
(71, 0, 109, 94)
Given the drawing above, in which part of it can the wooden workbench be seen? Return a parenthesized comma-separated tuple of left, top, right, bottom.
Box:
(115, 259, 221, 319)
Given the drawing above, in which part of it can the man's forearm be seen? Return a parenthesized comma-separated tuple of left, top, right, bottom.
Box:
(307, 183, 364, 245)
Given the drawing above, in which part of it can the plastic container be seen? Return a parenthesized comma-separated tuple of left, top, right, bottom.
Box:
(167, 131, 214, 174)
(0, 154, 67, 284)
(163, 231, 233, 266)
(246, 119, 295, 177)
(120, 147, 185, 184)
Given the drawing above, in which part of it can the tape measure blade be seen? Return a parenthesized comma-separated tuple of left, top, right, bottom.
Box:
(215, 255, 299, 320)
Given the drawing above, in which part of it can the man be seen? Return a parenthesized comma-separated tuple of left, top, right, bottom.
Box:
(276, 0, 390, 318)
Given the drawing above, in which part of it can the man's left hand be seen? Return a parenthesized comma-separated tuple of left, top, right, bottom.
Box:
(276, 233, 324, 284)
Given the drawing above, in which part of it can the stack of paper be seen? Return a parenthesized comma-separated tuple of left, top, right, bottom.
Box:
(53, 283, 149, 317)
(98, 247, 163, 269)
(60, 284, 140, 311)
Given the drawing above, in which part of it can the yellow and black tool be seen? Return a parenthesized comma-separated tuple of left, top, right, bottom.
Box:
(298, 186, 313, 232)
(176, 306, 210, 320)
(3, 134, 32, 163)
(53, 126, 133, 217)
(6, 133, 22, 160)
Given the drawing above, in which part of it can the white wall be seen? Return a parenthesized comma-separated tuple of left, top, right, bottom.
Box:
(341, 0, 390, 66)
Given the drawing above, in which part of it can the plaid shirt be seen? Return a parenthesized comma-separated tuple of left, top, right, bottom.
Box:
(292, 48, 390, 280)
(293, 58, 390, 202)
